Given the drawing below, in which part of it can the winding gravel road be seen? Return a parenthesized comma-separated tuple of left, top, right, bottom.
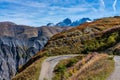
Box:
(39, 55, 78, 80)
(107, 56, 120, 80)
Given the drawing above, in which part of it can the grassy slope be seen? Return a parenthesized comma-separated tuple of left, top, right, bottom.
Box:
(53, 55, 86, 80)
(77, 56, 114, 80)
(12, 17, 120, 79)
(44, 23, 120, 55)
(12, 57, 46, 80)
(53, 54, 114, 80)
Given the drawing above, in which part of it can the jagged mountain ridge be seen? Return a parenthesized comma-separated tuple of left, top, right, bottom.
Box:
(12, 16, 120, 80)
(0, 22, 71, 80)
(47, 18, 92, 27)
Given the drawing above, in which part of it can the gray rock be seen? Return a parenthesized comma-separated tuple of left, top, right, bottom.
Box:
(0, 22, 71, 80)
(0, 36, 48, 79)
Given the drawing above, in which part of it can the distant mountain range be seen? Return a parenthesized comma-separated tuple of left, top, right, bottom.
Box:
(46, 18, 92, 27)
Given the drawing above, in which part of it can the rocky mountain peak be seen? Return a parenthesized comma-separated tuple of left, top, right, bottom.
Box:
(47, 18, 92, 27)
(63, 18, 72, 25)
(80, 18, 92, 22)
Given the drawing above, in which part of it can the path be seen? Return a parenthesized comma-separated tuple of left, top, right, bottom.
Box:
(39, 55, 78, 80)
(107, 56, 120, 80)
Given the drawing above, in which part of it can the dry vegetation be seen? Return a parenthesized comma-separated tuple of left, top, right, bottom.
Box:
(53, 53, 114, 80)
(51, 17, 120, 41)
(76, 56, 114, 80)
(12, 57, 46, 80)
(12, 17, 120, 80)
(44, 27, 120, 55)
(44, 17, 120, 56)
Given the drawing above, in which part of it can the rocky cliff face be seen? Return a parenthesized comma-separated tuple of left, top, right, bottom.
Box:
(0, 22, 71, 80)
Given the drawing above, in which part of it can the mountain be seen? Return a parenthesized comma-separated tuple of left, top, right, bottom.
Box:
(0, 22, 71, 80)
(43, 16, 120, 55)
(56, 18, 72, 27)
(13, 16, 120, 80)
(71, 18, 92, 26)
(46, 18, 92, 27)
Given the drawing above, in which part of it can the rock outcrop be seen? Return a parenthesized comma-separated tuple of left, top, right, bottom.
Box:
(0, 22, 71, 80)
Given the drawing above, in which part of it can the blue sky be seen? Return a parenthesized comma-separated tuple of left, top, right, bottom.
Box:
(0, 0, 120, 26)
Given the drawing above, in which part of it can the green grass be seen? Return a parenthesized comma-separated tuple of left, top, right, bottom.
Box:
(83, 32, 120, 53)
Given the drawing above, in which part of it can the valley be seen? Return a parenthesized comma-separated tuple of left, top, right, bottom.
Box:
(1, 0, 120, 80)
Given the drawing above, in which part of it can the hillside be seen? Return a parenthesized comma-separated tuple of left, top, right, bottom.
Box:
(12, 16, 120, 80)
(53, 53, 114, 80)
(44, 16, 120, 55)
(0, 22, 71, 80)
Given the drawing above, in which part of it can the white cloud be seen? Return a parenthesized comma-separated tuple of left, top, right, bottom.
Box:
(113, 0, 117, 13)
(99, 0, 105, 11)
(0, 0, 119, 26)
(83, 0, 98, 12)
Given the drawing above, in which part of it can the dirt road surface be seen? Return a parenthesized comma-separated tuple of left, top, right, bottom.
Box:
(107, 56, 120, 80)
(39, 55, 78, 80)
